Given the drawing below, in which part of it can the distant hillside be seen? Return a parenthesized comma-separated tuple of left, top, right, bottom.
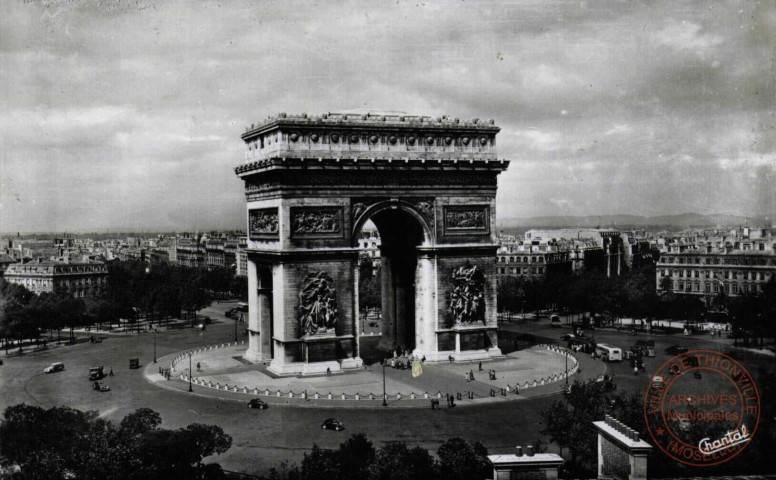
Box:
(497, 213, 755, 229)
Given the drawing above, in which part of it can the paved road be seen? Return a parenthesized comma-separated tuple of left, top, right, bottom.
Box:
(1, 306, 771, 476)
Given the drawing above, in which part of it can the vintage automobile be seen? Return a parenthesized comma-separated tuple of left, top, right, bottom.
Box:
(44, 362, 65, 374)
(664, 345, 688, 355)
(248, 398, 268, 410)
(321, 418, 344, 431)
(88, 366, 105, 381)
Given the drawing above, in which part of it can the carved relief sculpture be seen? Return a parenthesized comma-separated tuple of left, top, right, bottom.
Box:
(291, 208, 341, 234)
(249, 208, 279, 237)
(299, 272, 339, 336)
(445, 208, 486, 230)
(450, 265, 486, 325)
(413, 200, 435, 226)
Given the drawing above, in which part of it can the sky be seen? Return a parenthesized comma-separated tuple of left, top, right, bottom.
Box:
(0, 0, 774, 233)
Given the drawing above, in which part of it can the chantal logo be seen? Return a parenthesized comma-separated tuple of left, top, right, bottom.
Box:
(698, 426, 751, 455)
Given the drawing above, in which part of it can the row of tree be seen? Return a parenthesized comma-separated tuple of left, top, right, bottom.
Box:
(498, 264, 776, 343)
(267, 433, 491, 480)
(0, 405, 232, 480)
(0, 260, 248, 351)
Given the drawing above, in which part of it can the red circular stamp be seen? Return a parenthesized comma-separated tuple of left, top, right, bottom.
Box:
(643, 349, 760, 467)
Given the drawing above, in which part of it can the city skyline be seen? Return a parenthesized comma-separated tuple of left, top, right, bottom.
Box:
(1, 0, 774, 233)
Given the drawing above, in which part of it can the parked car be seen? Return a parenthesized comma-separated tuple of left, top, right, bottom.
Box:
(44, 362, 65, 374)
(321, 418, 344, 431)
(664, 345, 688, 355)
(560, 334, 576, 341)
(651, 375, 665, 390)
(248, 398, 268, 410)
(550, 315, 562, 328)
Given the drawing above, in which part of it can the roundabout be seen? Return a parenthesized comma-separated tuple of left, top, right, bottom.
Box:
(147, 340, 580, 408)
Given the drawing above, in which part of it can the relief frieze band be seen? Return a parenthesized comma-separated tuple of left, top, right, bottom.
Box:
(443, 205, 490, 234)
(291, 207, 344, 237)
(248, 208, 280, 239)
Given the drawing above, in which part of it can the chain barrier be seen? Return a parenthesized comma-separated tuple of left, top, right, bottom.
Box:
(173, 343, 578, 402)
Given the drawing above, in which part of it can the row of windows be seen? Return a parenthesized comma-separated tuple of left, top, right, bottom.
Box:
(660, 256, 773, 266)
(659, 269, 772, 281)
(498, 256, 545, 264)
(497, 267, 545, 275)
(668, 281, 762, 295)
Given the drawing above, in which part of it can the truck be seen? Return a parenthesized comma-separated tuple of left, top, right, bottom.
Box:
(88, 366, 105, 381)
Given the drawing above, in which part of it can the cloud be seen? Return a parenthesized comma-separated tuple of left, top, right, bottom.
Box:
(0, 0, 774, 231)
(652, 21, 723, 56)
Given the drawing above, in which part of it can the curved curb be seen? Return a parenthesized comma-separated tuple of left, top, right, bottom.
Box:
(145, 344, 581, 409)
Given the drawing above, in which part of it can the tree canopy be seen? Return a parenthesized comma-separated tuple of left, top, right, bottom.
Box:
(0, 405, 232, 480)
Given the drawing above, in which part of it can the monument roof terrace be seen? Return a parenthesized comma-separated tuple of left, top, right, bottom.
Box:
(236, 112, 506, 176)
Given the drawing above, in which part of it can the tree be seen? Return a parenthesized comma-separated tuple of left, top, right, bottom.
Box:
(367, 441, 438, 480)
(0, 405, 232, 480)
(300, 445, 341, 480)
(541, 380, 609, 476)
(436, 437, 490, 480)
(337, 433, 374, 480)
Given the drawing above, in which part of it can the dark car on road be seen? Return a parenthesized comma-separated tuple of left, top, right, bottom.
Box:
(248, 399, 268, 410)
(321, 418, 344, 431)
(664, 345, 688, 355)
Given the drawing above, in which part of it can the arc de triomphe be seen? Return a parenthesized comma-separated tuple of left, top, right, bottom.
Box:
(235, 112, 510, 375)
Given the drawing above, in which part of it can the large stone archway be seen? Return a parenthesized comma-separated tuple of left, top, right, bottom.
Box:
(235, 112, 510, 375)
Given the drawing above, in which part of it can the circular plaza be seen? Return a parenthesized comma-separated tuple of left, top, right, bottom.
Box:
(148, 341, 580, 408)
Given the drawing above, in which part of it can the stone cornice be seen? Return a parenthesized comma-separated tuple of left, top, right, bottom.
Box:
(242, 112, 500, 141)
(235, 155, 510, 176)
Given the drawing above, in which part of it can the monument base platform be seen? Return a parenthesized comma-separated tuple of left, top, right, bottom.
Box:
(412, 348, 503, 363)
(267, 358, 364, 377)
(243, 349, 272, 364)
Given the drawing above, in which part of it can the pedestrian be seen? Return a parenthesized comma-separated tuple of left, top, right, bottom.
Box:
(469, 369, 474, 381)
(448, 355, 454, 363)
(421, 355, 426, 363)
(109, 367, 114, 377)
(197, 362, 201, 372)
(431, 398, 436, 410)
(326, 367, 331, 375)
(633, 366, 639, 375)
(478, 361, 483, 371)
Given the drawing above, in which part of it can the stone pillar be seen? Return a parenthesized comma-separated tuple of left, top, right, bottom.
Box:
(378, 256, 396, 351)
(244, 258, 262, 362)
(413, 253, 437, 358)
(257, 286, 272, 360)
(353, 257, 361, 359)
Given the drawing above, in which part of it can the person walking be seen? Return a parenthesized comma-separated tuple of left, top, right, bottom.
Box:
(197, 362, 201, 372)
(478, 361, 483, 372)
(109, 367, 114, 377)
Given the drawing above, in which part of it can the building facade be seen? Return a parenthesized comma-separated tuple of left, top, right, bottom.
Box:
(3, 259, 108, 298)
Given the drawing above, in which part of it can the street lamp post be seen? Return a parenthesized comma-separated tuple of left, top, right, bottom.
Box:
(188, 352, 193, 392)
(153, 329, 157, 363)
(565, 348, 569, 386)
(382, 360, 387, 407)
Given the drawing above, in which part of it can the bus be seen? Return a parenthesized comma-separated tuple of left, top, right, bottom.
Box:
(595, 343, 623, 362)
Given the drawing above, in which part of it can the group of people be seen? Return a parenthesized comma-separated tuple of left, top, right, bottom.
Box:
(389, 350, 424, 370)
(466, 364, 497, 382)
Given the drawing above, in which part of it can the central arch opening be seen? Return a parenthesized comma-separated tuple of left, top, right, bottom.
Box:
(354, 206, 426, 356)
